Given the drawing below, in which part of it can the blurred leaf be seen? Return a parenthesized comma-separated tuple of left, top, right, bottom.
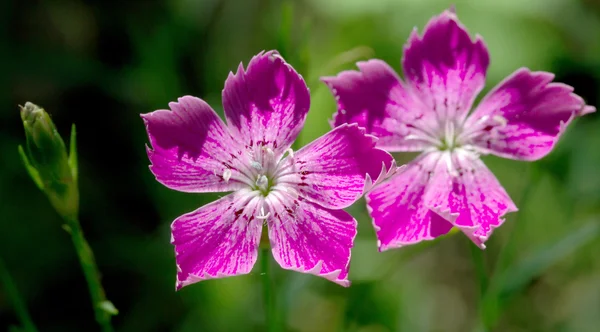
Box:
(568, 119, 600, 205)
(8, 326, 26, 332)
(300, 45, 376, 146)
(277, 0, 293, 61)
(344, 282, 397, 330)
(482, 219, 600, 328)
(11, 48, 115, 94)
(349, 239, 388, 282)
(498, 220, 599, 298)
(124, 21, 183, 105)
(298, 15, 312, 82)
(312, 46, 374, 82)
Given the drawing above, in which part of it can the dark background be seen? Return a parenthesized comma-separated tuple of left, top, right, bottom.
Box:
(1, 0, 599, 331)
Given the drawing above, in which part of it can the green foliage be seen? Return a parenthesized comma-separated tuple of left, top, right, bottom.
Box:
(1, 0, 599, 331)
(481, 220, 600, 330)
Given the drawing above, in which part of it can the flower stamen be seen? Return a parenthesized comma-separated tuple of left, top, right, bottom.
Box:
(256, 205, 270, 220)
(285, 148, 294, 159)
(256, 174, 269, 192)
(223, 169, 232, 183)
(405, 134, 441, 147)
(251, 161, 263, 171)
(492, 115, 507, 127)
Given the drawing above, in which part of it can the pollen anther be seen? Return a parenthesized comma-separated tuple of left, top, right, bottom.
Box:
(222, 168, 232, 182)
(256, 175, 269, 191)
(493, 115, 507, 127)
(285, 148, 294, 158)
(251, 161, 263, 170)
(256, 205, 270, 220)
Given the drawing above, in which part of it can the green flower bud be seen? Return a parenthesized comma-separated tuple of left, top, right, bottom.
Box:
(19, 102, 79, 218)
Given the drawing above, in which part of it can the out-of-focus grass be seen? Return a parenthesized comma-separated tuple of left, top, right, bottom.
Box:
(1, 0, 599, 331)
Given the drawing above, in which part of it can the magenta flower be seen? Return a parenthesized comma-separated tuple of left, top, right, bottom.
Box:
(322, 9, 595, 251)
(142, 51, 395, 288)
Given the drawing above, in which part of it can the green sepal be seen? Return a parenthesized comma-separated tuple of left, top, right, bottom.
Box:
(68, 124, 78, 183)
(18, 145, 43, 190)
(98, 300, 119, 316)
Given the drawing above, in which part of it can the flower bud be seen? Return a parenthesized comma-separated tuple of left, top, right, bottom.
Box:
(19, 102, 78, 218)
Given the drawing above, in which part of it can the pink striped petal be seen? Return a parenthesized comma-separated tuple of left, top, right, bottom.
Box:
(222, 50, 310, 158)
(464, 68, 596, 161)
(267, 197, 357, 287)
(402, 8, 489, 123)
(142, 96, 245, 193)
(367, 152, 453, 251)
(424, 150, 518, 248)
(293, 123, 396, 210)
(321, 60, 430, 152)
(171, 190, 263, 289)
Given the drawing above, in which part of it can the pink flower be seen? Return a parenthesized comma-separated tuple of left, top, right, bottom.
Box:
(142, 51, 395, 288)
(322, 9, 595, 251)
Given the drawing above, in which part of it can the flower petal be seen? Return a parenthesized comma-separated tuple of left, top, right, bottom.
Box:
(424, 150, 518, 248)
(464, 68, 596, 161)
(266, 196, 357, 287)
(366, 152, 453, 251)
(142, 96, 247, 193)
(222, 50, 310, 157)
(402, 8, 489, 123)
(289, 123, 396, 210)
(171, 190, 263, 289)
(321, 59, 430, 151)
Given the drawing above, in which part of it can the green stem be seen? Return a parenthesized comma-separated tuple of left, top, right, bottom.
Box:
(492, 165, 540, 276)
(470, 242, 488, 299)
(64, 217, 114, 332)
(0, 256, 38, 332)
(277, 0, 293, 61)
(261, 247, 276, 332)
(479, 165, 540, 330)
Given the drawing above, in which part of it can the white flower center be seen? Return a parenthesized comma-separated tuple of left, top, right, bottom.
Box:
(217, 143, 302, 222)
(255, 174, 270, 193)
(405, 112, 509, 155)
(438, 120, 459, 151)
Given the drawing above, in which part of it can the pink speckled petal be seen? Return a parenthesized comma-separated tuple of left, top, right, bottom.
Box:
(464, 68, 596, 161)
(321, 60, 431, 152)
(402, 8, 489, 123)
(289, 123, 396, 210)
(171, 190, 263, 289)
(424, 150, 518, 248)
(222, 50, 310, 158)
(266, 196, 356, 287)
(142, 96, 246, 193)
(367, 152, 453, 251)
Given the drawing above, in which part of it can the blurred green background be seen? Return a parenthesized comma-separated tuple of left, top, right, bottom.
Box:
(1, 0, 599, 331)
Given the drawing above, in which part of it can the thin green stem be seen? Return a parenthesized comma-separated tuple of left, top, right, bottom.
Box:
(276, 0, 293, 61)
(470, 242, 488, 299)
(0, 256, 38, 332)
(64, 217, 114, 332)
(479, 165, 540, 330)
(261, 247, 276, 332)
(492, 165, 540, 277)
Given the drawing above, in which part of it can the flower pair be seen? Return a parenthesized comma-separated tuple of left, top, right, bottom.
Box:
(142, 8, 594, 289)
